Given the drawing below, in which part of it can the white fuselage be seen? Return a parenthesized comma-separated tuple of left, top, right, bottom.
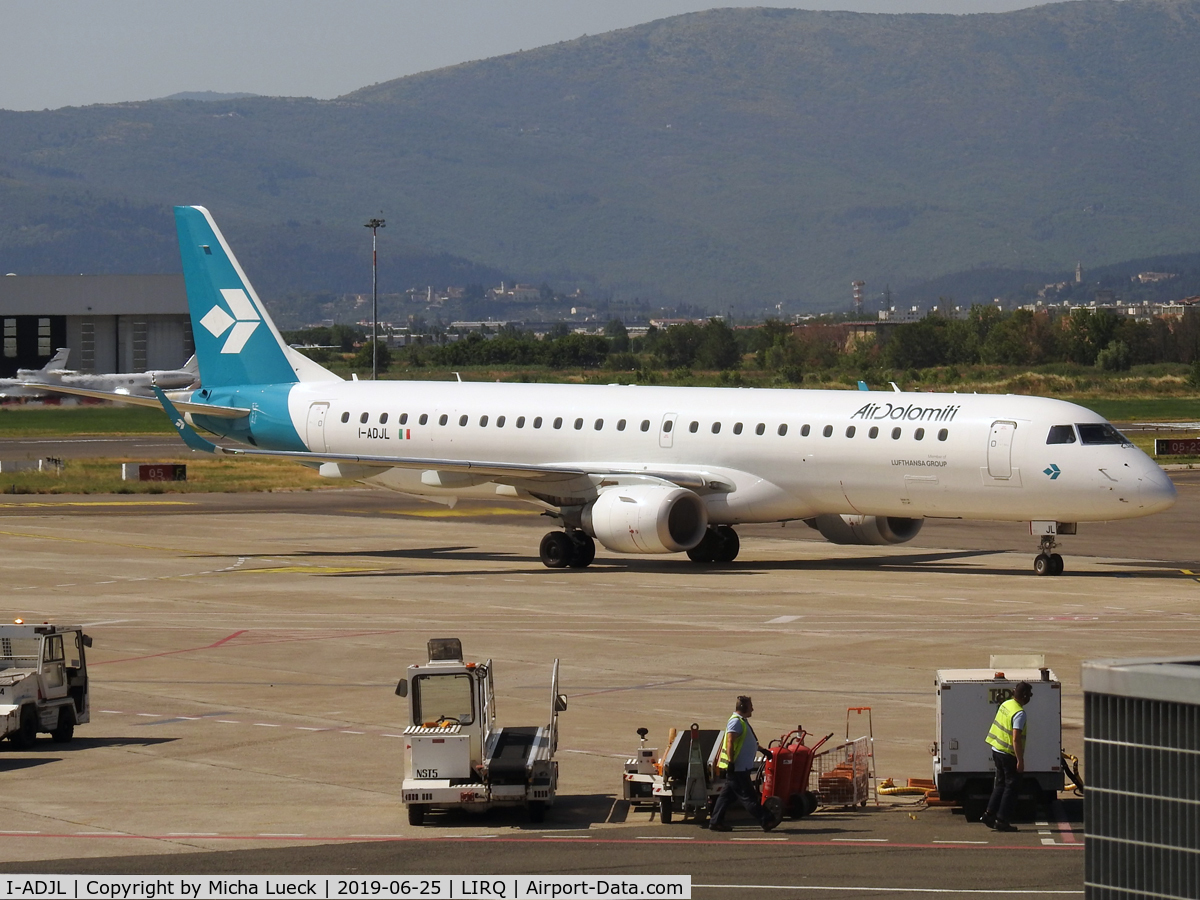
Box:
(279, 380, 1176, 525)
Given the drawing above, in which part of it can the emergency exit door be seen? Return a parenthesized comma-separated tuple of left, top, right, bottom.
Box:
(306, 402, 329, 452)
(987, 420, 1016, 478)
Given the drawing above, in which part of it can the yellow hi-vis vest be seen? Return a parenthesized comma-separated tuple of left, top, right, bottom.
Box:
(986, 698, 1026, 756)
(717, 714, 750, 771)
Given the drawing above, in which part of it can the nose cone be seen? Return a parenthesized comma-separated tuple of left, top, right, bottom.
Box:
(1140, 462, 1178, 514)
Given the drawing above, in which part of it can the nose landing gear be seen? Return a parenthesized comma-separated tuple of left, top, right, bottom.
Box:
(1033, 535, 1064, 576)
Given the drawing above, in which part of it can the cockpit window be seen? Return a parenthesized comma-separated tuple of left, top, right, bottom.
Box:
(1077, 423, 1130, 446)
(1046, 425, 1076, 444)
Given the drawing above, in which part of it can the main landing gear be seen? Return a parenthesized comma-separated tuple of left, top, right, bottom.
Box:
(687, 525, 740, 563)
(1033, 534, 1064, 577)
(540, 530, 596, 569)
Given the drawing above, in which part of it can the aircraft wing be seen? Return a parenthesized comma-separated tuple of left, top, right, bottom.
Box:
(152, 388, 731, 491)
(28, 383, 248, 418)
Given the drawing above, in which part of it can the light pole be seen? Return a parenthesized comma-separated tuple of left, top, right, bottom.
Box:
(364, 217, 386, 379)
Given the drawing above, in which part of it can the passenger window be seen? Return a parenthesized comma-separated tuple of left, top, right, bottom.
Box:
(516, 416, 525, 428)
(617, 419, 626, 431)
(846, 426, 856, 438)
(641, 420, 651, 432)
(496, 416, 505, 428)
(553, 417, 563, 429)
(663, 420, 674, 433)
(399, 413, 408, 425)
(594, 419, 603, 431)
(341, 412, 350, 423)
(914, 428, 924, 440)
(891, 427, 901, 439)
(1047, 425, 1077, 444)
(534, 417, 543, 428)
(360, 412, 369, 424)
(938, 428, 948, 441)
(574, 418, 584, 430)
(822, 425, 833, 437)
(869, 426, 879, 439)
(420, 414, 429, 425)
(689, 421, 699, 433)
(479, 415, 488, 427)
(733, 422, 743, 435)
(379, 413, 388, 424)
(801, 424, 810, 437)
(755, 423, 765, 435)
(459, 415, 468, 426)
(778, 424, 788, 436)
(711, 422, 721, 434)
(439, 414, 448, 426)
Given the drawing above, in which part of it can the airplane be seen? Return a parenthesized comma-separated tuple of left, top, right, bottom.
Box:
(3, 348, 198, 399)
(42, 206, 1179, 575)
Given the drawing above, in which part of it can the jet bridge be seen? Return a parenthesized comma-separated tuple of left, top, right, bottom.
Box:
(396, 637, 566, 825)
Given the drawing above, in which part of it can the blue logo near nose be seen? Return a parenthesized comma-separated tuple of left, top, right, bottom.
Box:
(1043, 464, 1061, 480)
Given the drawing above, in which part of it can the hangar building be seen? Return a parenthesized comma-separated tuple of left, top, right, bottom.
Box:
(0, 275, 192, 378)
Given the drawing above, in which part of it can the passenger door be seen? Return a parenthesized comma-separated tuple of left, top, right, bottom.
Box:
(987, 421, 1016, 479)
(306, 402, 329, 452)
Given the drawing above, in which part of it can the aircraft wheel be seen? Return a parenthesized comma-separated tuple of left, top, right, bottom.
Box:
(1034, 553, 1052, 576)
(686, 528, 719, 563)
(568, 532, 596, 568)
(407, 804, 427, 826)
(540, 532, 574, 568)
(1050, 553, 1064, 576)
(714, 526, 740, 563)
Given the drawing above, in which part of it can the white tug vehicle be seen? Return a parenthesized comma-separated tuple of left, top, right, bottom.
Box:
(395, 638, 566, 825)
(1, 623, 91, 746)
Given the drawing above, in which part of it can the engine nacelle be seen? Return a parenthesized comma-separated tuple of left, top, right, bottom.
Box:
(809, 514, 923, 545)
(583, 485, 708, 554)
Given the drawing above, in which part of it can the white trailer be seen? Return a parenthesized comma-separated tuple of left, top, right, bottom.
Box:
(1, 623, 91, 747)
(933, 663, 1063, 819)
(395, 638, 567, 825)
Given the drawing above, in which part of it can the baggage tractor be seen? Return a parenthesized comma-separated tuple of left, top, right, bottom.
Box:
(761, 728, 831, 819)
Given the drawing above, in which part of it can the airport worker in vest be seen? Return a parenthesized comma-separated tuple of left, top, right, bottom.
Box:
(981, 681, 1033, 832)
(708, 695, 783, 832)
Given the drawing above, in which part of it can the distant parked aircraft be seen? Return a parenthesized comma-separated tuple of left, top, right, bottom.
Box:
(1, 348, 198, 399)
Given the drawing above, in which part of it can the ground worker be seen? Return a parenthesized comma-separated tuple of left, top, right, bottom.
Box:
(708, 695, 782, 832)
(980, 681, 1033, 832)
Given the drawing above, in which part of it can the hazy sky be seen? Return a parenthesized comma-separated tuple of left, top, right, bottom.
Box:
(2, 0, 1053, 111)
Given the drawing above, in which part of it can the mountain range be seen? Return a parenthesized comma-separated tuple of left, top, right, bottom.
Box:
(1, 0, 1199, 313)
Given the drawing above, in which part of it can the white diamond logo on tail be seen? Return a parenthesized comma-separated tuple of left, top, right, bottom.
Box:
(200, 288, 263, 353)
(200, 305, 234, 338)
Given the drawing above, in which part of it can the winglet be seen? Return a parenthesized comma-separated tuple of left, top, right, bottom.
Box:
(152, 386, 220, 453)
(857, 380, 869, 391)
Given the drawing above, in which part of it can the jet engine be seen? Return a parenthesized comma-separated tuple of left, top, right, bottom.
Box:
(808, 514, 923, 545)
(583, 485, 708, 554)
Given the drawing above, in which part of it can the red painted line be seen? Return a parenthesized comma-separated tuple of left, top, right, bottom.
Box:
(0, 833, 1082, 849)
(91, 630, 248, 666)
(1053, 801, 1079, 844)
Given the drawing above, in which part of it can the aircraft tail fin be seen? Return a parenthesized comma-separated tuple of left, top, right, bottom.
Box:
(42, 348, 70, 372)
(175, 206, 339, 388)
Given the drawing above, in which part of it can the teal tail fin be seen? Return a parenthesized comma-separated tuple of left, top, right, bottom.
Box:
(176, 206, 328, 388)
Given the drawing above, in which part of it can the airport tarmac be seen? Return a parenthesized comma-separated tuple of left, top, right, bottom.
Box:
(2, 473, 1199, 895)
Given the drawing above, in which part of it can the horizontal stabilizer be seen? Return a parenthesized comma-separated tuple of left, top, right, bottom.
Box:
(30, 383, 248, 418)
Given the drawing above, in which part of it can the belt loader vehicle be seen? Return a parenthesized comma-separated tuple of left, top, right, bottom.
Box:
(1, 623, 91, 747)
(395, 638, 567, 825)
(933, 661, 1063, 820)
